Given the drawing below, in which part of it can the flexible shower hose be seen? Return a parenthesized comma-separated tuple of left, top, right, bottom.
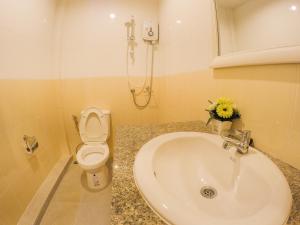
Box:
(126, 41, 155, 109)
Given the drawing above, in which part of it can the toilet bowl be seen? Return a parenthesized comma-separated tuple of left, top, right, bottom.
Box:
(76, 144, 109, 171)
(76, 107, 111, 190)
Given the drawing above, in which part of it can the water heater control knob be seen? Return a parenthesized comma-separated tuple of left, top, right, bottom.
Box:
(143, 21, 159, 41)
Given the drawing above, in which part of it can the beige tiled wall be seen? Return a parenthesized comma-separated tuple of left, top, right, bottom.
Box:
(59, 0, 160, 78)
(0, 80, 68, 225)
(158, 70, 216, 123)
(214, 64, 300, 169)
(0, 0, 68, 224)
(158, 65, 300, 170)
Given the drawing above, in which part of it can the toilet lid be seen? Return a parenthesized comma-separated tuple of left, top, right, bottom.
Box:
(79, 107, 108, 144)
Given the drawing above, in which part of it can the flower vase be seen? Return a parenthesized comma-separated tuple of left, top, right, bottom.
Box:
(211, 119, 232, 135)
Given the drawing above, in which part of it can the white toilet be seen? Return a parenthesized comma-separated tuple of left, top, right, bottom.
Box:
(76, 107, 111, 190)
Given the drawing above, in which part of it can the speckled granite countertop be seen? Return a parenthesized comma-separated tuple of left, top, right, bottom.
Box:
(111, 121, 300, 225)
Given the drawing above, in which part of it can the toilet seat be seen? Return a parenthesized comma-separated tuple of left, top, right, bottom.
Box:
(76, 144, 109, 171)
(79, 107, 109, 144)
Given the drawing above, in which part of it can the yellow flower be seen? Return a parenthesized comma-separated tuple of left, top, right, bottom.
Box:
(216, 104, 233, 119)
(217, 97, 233, 106)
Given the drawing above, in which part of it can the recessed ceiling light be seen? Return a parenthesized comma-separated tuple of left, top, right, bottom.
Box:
(290, 5, 297, 11)
(109, 13, 116, 19)
(176, 19, 182, 24)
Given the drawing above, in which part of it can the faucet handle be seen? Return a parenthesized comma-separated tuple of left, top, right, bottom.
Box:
(235, 129, 250, 134)
(222, 129, 252, 154)
(230, 130, 251, 146)
(234, 129, 250, 138)
(222, 130, 251, 141)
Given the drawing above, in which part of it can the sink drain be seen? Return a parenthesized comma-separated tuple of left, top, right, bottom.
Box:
(200, 186, 217, 199)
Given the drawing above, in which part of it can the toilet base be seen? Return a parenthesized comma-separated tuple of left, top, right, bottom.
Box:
(86, 166, 109, 190)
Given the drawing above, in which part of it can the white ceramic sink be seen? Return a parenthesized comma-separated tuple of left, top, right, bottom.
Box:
(133, 132, 292, 225)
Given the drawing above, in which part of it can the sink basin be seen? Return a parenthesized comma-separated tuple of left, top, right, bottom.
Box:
(133, 132, 292, 225)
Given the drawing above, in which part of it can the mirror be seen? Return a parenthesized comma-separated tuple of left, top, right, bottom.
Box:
(212, 0, 300, 68)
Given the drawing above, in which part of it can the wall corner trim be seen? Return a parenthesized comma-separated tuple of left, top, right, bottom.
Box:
(17, 155, 72, 225)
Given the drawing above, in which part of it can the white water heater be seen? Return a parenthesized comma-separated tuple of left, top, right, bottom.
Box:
(143, 21, 159, 41)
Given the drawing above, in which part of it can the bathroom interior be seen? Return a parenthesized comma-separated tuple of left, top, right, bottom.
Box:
(0, 0, 300, 224)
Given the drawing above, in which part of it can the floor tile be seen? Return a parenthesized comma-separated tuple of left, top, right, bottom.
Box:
(40, 163, 111, 225)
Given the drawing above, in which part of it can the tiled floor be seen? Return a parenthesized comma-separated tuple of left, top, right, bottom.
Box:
(40, 163, 111, 225)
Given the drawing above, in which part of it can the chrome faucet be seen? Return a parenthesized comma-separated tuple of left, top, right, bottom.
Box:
(222, 130, 251, 154)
